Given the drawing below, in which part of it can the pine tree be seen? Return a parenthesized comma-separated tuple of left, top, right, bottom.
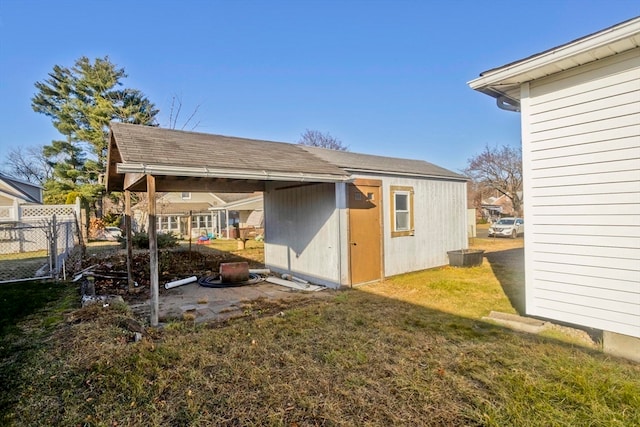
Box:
(32, 56, 158, 210)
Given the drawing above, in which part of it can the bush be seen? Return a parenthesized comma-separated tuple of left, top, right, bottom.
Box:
(130, 232, 179, 249)
(102, 212, 122, 227)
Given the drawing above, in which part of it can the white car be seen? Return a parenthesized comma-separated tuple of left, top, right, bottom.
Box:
(488, 217, 524, 238)
(105, 226, 123, 239)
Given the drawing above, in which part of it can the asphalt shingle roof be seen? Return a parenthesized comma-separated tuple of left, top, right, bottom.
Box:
(109, 123, 346, 176)
(107, 123, 466, 191)
(301, 146, 465, 180)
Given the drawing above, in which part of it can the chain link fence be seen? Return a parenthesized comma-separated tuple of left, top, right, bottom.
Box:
(0, 209, 82, 283)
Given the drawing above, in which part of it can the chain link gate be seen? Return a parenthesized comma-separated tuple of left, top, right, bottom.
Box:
(0, 206, 82, 283)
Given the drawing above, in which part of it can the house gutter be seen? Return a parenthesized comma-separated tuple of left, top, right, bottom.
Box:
(468, 17, 640, 108)
(117, 163, 353, 183)
(469, 18, 640, 92)
(345, 168, 468, 182)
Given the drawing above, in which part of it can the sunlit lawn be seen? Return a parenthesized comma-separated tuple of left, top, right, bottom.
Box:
(2, 236, 639, 426)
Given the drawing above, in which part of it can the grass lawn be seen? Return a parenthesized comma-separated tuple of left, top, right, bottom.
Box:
(0, 250, 50, 282)
(1, 239, 639, 426)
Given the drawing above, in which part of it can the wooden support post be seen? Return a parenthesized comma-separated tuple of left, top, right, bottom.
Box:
(125, 190, 134, 291)
(147, 175, 159, 327)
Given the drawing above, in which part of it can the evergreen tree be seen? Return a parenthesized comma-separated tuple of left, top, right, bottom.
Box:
(32, 56, 158, 211)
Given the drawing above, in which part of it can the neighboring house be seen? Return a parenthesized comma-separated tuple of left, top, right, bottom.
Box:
(132, 192, 263, 239)
(106, 123, 468, 290)
(469, 17, 640, 361)
(0, 173, 43, 222)
(481, 194, 518, 220)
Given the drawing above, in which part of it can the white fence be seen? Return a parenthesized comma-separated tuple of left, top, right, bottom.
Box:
(0, 200, 82, 283)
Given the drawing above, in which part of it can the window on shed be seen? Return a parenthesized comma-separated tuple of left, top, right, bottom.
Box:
(391, 186, 414, 237)
(181, 192, 191, 200)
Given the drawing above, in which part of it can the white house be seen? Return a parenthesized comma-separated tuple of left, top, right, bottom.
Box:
(469, 17, 640, 361)
(0, 172, 43, 222)
(131, 191, 263, 239)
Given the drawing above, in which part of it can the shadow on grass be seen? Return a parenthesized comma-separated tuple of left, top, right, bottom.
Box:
(2, 281, 638, 427)
(483, 246, 603, 344)
(0, 281, 75, 336)
(484, 247, 526, 315)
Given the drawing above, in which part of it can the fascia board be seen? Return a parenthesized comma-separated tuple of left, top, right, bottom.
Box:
(221, 196, 264, 210)
(347, 168, 468, 182)
(468, 18, 640, 92)
(116, 163, 352, 183)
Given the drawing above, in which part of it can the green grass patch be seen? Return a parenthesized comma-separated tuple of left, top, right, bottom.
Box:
(0, 250, 48, 261)
(0, 280, 75, 335)
(0, 280, 78, 421)
(367, 262, 516, 319)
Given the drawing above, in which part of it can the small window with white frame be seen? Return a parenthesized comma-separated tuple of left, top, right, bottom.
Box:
(390, 185, 414, 237)
(181, 192, 191, 200)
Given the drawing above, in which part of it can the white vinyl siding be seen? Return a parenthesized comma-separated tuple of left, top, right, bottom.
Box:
(521, 48, 640, 338)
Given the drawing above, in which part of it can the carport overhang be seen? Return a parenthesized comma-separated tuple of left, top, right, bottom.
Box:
(106, 123, 353, 326)
(113, 163, 351, 193)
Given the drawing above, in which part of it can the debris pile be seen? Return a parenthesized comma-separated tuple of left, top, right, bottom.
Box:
(74, 249, 265, 302)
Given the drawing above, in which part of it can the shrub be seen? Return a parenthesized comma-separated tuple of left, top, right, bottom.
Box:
(130, 232, 179, 249)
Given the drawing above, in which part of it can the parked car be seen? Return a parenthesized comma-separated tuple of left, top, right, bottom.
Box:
(105, 226, 123, 239)
(488, 217, 524, 238)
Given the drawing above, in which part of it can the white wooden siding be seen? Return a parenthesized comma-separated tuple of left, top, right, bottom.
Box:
(521, 47, 640, 338)
(263, 182, 342, 287)
(375, 174, 467, 277)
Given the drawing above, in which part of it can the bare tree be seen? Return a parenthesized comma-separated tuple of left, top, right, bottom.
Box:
(3, 145, 53, 185)
(167, 95, 201, 130)
(464, 144, 523, 215)
(298, 129, 348, 151)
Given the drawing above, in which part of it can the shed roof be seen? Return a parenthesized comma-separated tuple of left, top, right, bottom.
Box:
(468, 17, 640, 105)
(107, 123, 351, 192)
(107, 123, 464, 192)
(301, 146, 465, 181)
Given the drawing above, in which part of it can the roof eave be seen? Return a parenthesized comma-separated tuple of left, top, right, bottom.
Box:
(468, 17, 640, 99)
(116, 163, 353, 184)
(346, 167, 468, 182)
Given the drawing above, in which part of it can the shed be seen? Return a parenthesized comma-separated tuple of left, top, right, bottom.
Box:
(106, 123, 467, 324)
(469, 17, 640, 361)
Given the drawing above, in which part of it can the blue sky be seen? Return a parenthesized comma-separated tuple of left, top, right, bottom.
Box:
(0, 0, 637, 173)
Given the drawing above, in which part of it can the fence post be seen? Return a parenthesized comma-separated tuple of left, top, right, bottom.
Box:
(51, 214, 58, 279)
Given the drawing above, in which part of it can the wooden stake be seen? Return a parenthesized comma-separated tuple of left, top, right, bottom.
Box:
(125, 189, 134, 291)
(147, 175, 159, 326)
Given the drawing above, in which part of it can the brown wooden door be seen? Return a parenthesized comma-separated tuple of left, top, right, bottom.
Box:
(348, 180, 382, 285)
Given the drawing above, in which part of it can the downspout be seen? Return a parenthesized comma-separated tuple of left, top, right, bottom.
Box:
(496, 95, 521, 112)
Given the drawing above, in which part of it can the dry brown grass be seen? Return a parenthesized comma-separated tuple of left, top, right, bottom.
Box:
(2, 238, 639, 426)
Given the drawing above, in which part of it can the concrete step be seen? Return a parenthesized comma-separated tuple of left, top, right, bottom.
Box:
(482, 311, 547, 334)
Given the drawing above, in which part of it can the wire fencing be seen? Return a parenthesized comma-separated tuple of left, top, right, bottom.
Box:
(0, 205, 82, 283)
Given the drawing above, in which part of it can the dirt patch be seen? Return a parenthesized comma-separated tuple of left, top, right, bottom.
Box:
(78, 246, 265, 303)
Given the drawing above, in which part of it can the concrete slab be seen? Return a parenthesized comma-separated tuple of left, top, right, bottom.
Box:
(482, 311, 547, 334)
(149, 279, 327, 324)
